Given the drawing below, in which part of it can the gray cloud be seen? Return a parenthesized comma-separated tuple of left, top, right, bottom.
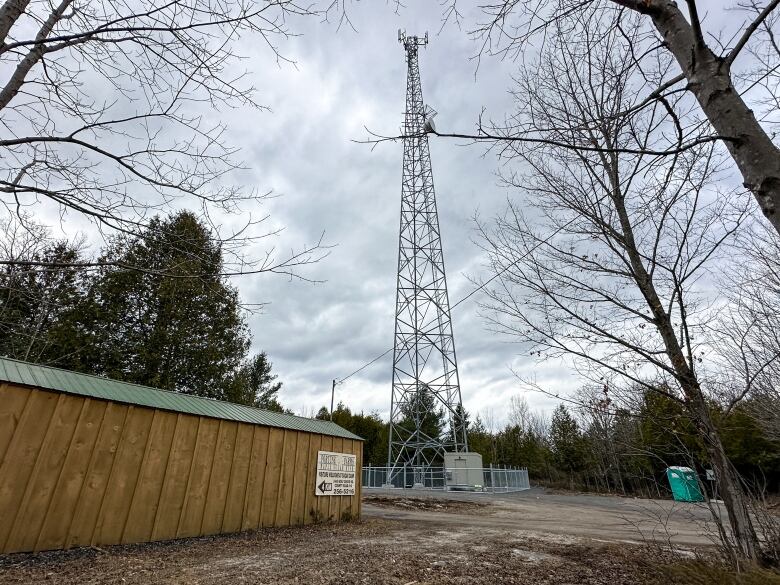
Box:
(34, 3, 747, 425)
(216, 3, 572, 423)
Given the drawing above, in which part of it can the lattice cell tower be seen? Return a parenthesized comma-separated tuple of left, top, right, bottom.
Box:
(387, 31, 468, 471)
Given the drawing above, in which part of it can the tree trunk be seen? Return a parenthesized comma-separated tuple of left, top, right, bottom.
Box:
(691, 396, 759, 563)
(0, 0, 31, 45)
(646, 0, 780, 234)
(607, 157, 763, 562)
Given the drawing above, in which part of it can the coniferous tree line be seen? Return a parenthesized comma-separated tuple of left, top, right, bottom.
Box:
(0, 212, 285, 411)
(315, 392, 780, 500)
(314, 388, 450, 467)
(467, 395, 780, 498)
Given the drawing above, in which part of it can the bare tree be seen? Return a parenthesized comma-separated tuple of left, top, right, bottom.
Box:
(0, 215, 86, 361)
(0, 0, 329, 277)
(508, 394, 531, 428)
(440, 1, 780, 236)
(718, 219, 780, 440)
(507, 394, 549, 437)
(475, 13, 767, 563)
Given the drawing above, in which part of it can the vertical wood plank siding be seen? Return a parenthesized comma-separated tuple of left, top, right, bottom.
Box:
(0, 384, 362, 554)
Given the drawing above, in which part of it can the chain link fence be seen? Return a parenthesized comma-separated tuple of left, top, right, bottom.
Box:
(362, 465, 530, 492)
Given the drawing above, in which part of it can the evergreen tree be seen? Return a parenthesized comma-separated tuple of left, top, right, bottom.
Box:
(358, 416, 388, 466)
(0, 212, 289, 410)
(330, 401, 353, 429)
(495, 424, 552, 478)
(398, 385, 446, 439)
(227, 352, 284, 409)
(716, 402, 780, 492)
(636, 391, 703, 473)
(313, 402, 388, 466)
(394, 386, 446, 464)
(467, 415, 496, 466)
(451, 403, 470, 447)
(0, 239, 86, 364)
(549, 405, 590, 486)
(61, 212, 250, 399)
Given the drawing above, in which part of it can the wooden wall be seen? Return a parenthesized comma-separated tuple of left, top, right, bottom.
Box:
(0, 383, 362, 554)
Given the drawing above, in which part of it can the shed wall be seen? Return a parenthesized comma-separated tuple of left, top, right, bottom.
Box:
(0, 383, 362, 554)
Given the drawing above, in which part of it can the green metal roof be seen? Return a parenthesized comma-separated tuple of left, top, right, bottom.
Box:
(0, 357, 362, 441)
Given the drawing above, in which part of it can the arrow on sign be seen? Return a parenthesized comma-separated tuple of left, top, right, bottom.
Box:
(318, 481, 333, 493)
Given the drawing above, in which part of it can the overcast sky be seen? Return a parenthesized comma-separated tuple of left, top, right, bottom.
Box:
(29, 2, 746, 424)
(216, 3, 575, 423)
(241, 2, 755, 423)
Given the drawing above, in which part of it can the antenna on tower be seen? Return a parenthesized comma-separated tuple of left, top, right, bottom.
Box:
(423, 106, 437, 133)
(398, 30, 428, 48)
(386, 34, 468, 478)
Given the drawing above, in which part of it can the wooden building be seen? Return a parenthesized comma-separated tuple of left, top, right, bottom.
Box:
(0, 358, 362, 554)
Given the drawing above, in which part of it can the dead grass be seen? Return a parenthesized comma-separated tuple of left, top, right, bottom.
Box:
(654, 560, 780, 585)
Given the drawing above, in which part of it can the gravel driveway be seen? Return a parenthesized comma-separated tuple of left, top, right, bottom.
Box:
(0, 489, 716, 584)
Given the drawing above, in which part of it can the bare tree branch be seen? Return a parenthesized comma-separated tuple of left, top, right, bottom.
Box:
(0, 0, 331, 279)
(473, 13, 763, 561)
(726, 0, 780, 65)
(443, 0, 780, 234)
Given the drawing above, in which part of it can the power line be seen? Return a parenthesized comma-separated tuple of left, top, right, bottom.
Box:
(335, 274, 500, 387)
(336, 347, 393, 386)
(335, 218, 574, 387)
(450, 262, 510, 311)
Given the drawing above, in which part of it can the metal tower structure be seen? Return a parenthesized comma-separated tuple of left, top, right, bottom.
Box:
(387, 31, 468, 472)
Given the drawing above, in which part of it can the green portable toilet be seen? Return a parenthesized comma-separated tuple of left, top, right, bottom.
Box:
(666, 466, 705, 502)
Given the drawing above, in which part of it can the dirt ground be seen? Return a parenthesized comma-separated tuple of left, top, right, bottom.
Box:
(0, 488, 721, 584)
(363, 494, 489, 514)
(364, 487, 722, 547)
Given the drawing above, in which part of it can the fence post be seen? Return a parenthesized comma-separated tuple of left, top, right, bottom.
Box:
(403, 466, 407, 490)
(490, 463, 495, 494)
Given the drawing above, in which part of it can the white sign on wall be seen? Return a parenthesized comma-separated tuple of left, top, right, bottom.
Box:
(315, 451, 356, 496)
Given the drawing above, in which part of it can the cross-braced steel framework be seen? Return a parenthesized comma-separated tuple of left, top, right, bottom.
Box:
(387, 32, 468, 473)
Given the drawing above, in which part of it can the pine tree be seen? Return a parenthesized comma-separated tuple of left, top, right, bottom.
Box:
(398, 385, 447, 444)
(330, 401, 353, 429)
(67, 212, 250, 399)
(0, 240, 86, 364)
(467, 415, 495, 465)
(549, 405, 589, 486)
(313, 403, 388, 466)
(451, 403, 470, 444)
(396, 385, 447, 464)
(227, 352, 284, 409)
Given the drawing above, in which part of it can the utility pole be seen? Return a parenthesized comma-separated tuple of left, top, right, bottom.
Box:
(387, 31, 468, 474)
(330, 379, 336, 421)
